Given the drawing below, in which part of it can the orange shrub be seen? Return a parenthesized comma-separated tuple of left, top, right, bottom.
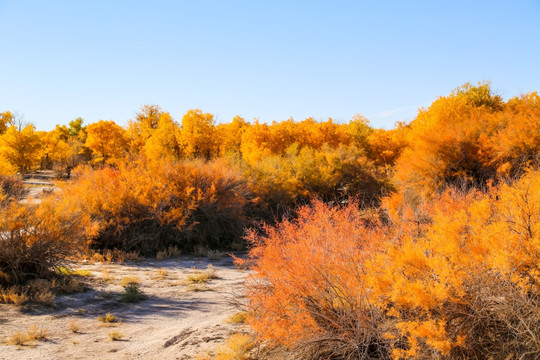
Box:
(60, 157, 251, 254)
(244, 144, 389, 216)
(0, 174, 26, 203)
(243, 170, 540, 359)
(0, 192, 90, 285)
(241, 200, 391, 359)
(394, 82, 540, 197)
(371, 169, 540, 359)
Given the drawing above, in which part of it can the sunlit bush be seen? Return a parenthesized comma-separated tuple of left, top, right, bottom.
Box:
(374, 170, 540, 359)
(245, 144, 389, 215)
(0, 193, 90, 285)
(243, 169, 540, 359)
(241, 200, 391, 359)
(60, 157, 251, 254)
(0, 174, 26, 203)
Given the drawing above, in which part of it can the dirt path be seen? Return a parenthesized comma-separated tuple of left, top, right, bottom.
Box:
(0, 256, 250, 360)
(21, 171, 56, 204)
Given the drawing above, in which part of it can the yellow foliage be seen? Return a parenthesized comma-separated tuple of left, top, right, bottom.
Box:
(85, 120, 128, 165)
(0, 125, 42, 173)
(59, 157, 250, 254)
(179, 109, 216, 159)
(0, 111, 14, 134)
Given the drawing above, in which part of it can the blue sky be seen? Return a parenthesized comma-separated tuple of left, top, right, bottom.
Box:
(1, 1, 539, 130)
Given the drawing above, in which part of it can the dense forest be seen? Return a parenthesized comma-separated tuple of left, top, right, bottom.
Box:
(1, 82, 540, 359)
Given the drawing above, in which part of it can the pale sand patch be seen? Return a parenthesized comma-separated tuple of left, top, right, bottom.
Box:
(0, 255, 250, 360)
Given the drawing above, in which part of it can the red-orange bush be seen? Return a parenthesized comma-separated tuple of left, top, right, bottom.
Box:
(241, 200, 391, 359)
(373, 170, 540, 359)
(243, 170, 540, 359)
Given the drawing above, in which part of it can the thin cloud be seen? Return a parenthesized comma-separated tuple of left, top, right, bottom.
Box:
(373, 104, 424, 119)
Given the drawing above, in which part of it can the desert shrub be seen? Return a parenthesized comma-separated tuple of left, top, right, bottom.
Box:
(0, 191, 90, 285)
(245, 144, 389, 216)
(156, 245, 181, 260)
(6, 325, 48, 346)
(59, 157, 251, 254)
(243, 170, 540, 359)
(227, 311, 247, 324)
(241, 200, 391, 359)
(394, 83, 540, 197)
(373, 169, 540, 359)
(68, 320, 80, 333)
(186, 265, 218, 284)
(120, 283, 146, 303)
(108, 331, 124, 341)
(98, 313, 118, 323)
(0, 174, 26, 202)
(214, 333, 255, 360)
(0, 275, 87, 305)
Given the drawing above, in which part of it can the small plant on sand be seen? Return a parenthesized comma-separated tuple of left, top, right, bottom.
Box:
(186, 265, 218, 284)
(207, 250, 225, 261)
(120, 283, 146, 303)
(186, 283, 212, 292)
(68, 320, 80, 333)
(153, 268, 169, 280)
(6, 325, 48, 347)
(98, 313, 118, 323)
(33, 290, 56, 306)
(227, 312, 247, 324)
(0, 286, 29, 305)
(108, 331, 124, 341)
(214, 333, 255, 360)
(101, 269, 115, 283)
(120, 276, 140, 287)
(52, 276, 86, 294)
(194, 246, 224, 259)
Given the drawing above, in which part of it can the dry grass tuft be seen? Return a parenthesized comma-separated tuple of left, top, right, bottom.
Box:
(33, 290, 56, 305)
(186, 284, 212, 292)
(68, 320, 80, 333)
(186, 265, 218, 284)
(6, 325, 48, 347)
(153, 268, 169, 280)
(87, 249, 140, 264)
(53, 277, 86, 294)
(108, 331, 124, 341)
(194, 352, 212, 360)
(0, 286, 29, 305)
(227, 312, 247, 324)
(98, 313, 118, 323)
(101, 269, 115, 283)
(214, 333, 255, 360)
(120, 276, 140, 287)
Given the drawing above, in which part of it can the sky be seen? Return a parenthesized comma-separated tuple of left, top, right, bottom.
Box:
(1, 0, 539, 130)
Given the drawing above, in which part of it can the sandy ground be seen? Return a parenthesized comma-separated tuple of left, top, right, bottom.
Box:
(21, 173, 55, 204)
(0, 256, 250, 360)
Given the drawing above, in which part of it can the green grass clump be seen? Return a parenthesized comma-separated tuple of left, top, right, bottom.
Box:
(120, 283, 147, 303)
